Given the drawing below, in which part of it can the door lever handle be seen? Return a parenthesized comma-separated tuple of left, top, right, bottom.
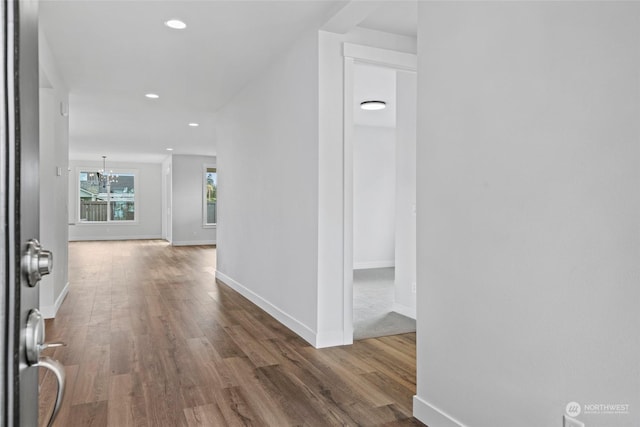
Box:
(24, 309, 67, 426)
(40, 342, 66, 351)
(36, 356, 66, 427)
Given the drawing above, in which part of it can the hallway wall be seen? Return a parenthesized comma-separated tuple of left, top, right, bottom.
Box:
(415, 3, 640, 426)
(39, 31, 69, 318)
(216, 28, 320, 344)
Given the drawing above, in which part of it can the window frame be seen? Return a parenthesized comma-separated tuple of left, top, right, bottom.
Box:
(203, 164, 217, 228)
(76, 166, 139, 224)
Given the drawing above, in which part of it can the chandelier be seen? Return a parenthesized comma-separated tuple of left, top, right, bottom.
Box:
(96, 155, 118, 186)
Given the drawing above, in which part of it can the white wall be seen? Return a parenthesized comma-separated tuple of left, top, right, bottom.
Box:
(68, 160, 162, 241)
(39, 31, 69, 318)
(393, 70, 416, 319)
(353, 125, 396, 269)
(171, 154, 216, 246)
(216, 28, 320, 345)
(414, 3, 640, 427)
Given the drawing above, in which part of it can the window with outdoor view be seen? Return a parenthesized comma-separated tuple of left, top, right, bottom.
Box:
(79, 170, 136, 222)
(204, 167, 217, 225)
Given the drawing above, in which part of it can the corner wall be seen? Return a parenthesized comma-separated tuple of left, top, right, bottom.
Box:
(415, 3, 640, 426)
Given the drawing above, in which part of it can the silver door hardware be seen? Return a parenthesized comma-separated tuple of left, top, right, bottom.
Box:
(37, 357, 66, 427)
(25, 309, 65, 364)
(23, 238, 53, 286)
(25, 309, 66, 427)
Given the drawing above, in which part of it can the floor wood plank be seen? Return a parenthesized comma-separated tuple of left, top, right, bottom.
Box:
(39, 240, 424, 426)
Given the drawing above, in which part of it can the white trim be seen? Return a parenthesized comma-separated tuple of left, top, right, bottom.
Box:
(68, 234, 162, 242)
(392, 302, 416, 320)
(413, 396, 466, 427)
(316, 330, 349, 348)
(215, 271, 317, 347)
(342, 55, 355, 347)
(172, 240, 216, 246)
(343, 43, 417, 71)
(353, 260, 395, 270)
(40, 282, 69, 319)
(74, 221, 140, 226)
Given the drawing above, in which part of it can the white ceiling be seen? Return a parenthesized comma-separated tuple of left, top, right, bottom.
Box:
(358, 1, 417, 38)
(39, 0, 416, 163)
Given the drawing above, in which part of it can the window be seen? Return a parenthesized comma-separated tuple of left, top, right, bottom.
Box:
(79, 169, 136, 222)
(204, 166, 217, 226)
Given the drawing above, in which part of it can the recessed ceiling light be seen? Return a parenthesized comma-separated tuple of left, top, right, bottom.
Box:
(188, 123, 199, 127)
(166, 148, 173, 151)
(165, 19, 187, 30)
(360, 100, 386, 110)
(145, 93, 159, 99)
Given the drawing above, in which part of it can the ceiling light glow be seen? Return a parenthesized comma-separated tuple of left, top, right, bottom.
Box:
(145, 93, 159, 99)
(166, 148, 174, 151)
(188, 123, 199, 127)
(360, 100, 386, 111)
(165, 19, 187, 30)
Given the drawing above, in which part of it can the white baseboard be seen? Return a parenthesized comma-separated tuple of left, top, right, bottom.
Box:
(214, 271, 317, 346)
(413, 395, 466, 427)
(40, 282, 70, 319)
(353, 260, 395, 270)
(316, 330, 349, 348)
(392, 302, 416, 320)
(172, 240, 216, 246)
(69, 234, 162, 242)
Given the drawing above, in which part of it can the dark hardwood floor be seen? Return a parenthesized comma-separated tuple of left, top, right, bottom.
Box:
(39, 240, 423, 426)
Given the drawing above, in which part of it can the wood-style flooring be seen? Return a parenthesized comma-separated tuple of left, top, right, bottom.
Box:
(39, 240, 423, 427)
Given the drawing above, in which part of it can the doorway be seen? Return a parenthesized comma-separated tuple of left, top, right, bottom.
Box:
(343, 45, 417, 341)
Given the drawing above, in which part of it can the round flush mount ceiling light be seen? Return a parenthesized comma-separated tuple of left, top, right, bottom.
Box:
(188, 122, 199, 127)
(166, 148, 174, 151)
(165, 19, 187, 30)
(360, 100, 386, 110)
(145, 93, 159, 99)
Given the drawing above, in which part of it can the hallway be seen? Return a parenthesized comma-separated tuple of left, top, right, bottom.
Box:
(39, 240, 421, 426)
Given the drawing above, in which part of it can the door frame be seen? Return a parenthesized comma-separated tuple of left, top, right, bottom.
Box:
(1, 0, 8, 422)
(342, 43, 417, 342)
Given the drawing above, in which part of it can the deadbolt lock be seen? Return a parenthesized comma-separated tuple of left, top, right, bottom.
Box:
(23, 238, 53, 287)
